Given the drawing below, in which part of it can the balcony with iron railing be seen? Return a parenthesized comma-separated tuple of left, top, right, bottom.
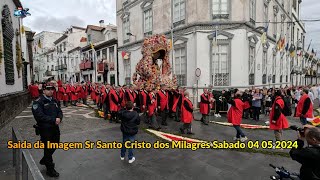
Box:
(79, 59, 93, 71)
(45, 70, 57, 76)
(58, 64, 67, 70)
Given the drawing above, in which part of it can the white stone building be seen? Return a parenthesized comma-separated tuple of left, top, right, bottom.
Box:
(33, 31, 62, 82)
(116, 0, 308, 88)
(54, 26, 86, 83)
(80, 21, 118, 84)
(0, 0, 35, 127)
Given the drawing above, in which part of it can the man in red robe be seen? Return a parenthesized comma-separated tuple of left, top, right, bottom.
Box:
(295, 88, 314, 125)
(102, 84, 111, 120)
(109, 86, 120, 123)
(59, 84, 70, 107)
(70, 83, 79, 106)
(157, 84, 169, 126)
(90, 83, 97, 105)
(147, 88, 160, 130)
(139, 85, 148, 113)
(180, 91, 194, 135)
(120, 85, 127, 108)
(269, 89, 289, 141)
(28, 82, 40, 100)
(80, 82, 88, 105)
(200, 88, 214, 125)
(227, 90, 248, 142)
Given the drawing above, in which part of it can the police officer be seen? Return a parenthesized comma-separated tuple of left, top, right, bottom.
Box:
(32, 83, 63, 177)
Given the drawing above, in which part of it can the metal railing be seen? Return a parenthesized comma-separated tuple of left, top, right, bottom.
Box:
(12, 127, 45, 180)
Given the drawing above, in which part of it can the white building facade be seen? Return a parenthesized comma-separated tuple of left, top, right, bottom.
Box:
(54, 26, 86, 83)
(0, 0, 35, 127)
(80, 22, 118, 85)
(33, 31, 62, 82)
(116, 0, 307, 88)
(0, 0, 33, 94)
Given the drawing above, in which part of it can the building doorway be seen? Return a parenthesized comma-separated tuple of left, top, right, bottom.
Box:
(110, 74, 115, 86)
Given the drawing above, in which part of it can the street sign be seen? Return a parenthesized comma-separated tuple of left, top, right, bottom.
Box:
(195, 68, 201, 77)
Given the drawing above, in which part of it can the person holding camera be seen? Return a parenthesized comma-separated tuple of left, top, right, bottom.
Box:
(32, 83, 63, 177)
(290, 125, 320, 180)
(295, 89, 313, 125)
(269, 89, 289, 141)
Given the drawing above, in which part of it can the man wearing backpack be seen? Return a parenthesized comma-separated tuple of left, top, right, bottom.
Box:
(269, 89, 289, 141)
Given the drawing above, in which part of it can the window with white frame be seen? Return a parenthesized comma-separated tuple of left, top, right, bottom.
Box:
(97, 51, 101, 61)
(173, 0, 185, 24)
(124, 60, 131, 84)
(249, 46, 255, 85)
(249, 0, 256, 23)
(212, 44, 229, 86)
(281, 15, 284, 36)
(123, 16, 130, 42)
(212, 0, 229, 18)
(109, 47, 114, 62)
(144, 8, 153, 34)
(174, 46, 187, 86)
(262, 51, 267, 75)
(273, 12, 277, 37)
(102, 49, 107, 59)
(264, 4, 268, 27)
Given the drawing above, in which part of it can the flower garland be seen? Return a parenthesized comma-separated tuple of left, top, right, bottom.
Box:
(16, 39, 22, 78)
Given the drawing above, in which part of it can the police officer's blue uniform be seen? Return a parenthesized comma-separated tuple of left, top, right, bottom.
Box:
(32, 93, 63, 177)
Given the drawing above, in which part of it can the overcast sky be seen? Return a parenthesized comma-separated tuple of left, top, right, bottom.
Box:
(21, 0, 319, 55)
(20, 0, 116, 32)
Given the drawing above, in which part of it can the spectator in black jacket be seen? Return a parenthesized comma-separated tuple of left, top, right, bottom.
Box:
(290, 125, 320, 180)
(118, 101, 140, 164)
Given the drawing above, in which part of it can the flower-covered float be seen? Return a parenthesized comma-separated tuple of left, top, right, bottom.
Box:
(132, 34, 177, 89)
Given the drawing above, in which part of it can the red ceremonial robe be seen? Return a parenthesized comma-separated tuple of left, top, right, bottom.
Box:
(59, 87, 70, 101)
(140, 90, 148, 111)
(181, 97, 194, 123)
(172, 90, 180, 113)
(90, 86, 97, 100)
(80, 85, 88, 99)
(269, 96, 289, 130)
(76, 86, 82, 100)
(126, 90, 135, 103)
(157, 90, 168, 111)
(120, 89, 126, 107)
(227, 98, 244, 125)
(148, 92, 157, 117)
(109, 89, 119, 112)
(295, 94, 313, 118)
(70, 86, 79, 101)
(200, 93, 210, 115)
(209, 92, 214, 109)
(101, 88, 109, 104)
(95, 88, 101, 104)
(29, 85, 39, 98)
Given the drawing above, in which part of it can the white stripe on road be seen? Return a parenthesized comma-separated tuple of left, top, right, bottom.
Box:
(15, 115, 33, 118)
